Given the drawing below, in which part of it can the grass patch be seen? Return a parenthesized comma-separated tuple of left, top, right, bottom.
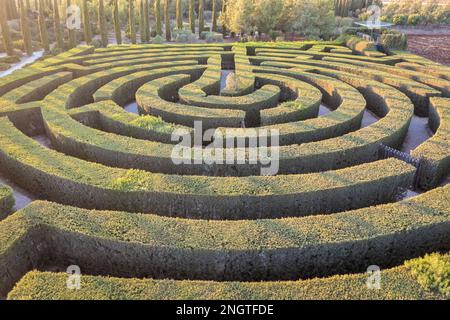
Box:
(130, 115, 175, 134)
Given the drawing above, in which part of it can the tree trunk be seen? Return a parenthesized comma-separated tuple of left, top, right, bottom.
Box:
(164, 0, 170, 41)
(53, 0, 64, 50)
(20, 0, 33, 55)
(198, 0, 204, 36)
(129, 0, 136, 44)
(67, 0, 78, 48)
(1, 0, 14, 56)
(189, 0, 194, 34)
(113, 0, 122, 44)
(139, 0, 145, 43)
(38, 0, 49, 51)
(99, 0, 107, 47)
(144, 0, 149, 42)
(176, 0, 182, 30)
(155, 0, 162, 36)
(82, 0, 92, 44)
(221, 0, 227, 36)
(211, 0, 217, 32)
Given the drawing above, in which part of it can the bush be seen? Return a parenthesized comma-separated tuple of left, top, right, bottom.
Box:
(406, 253, 450, 298)
(381, 30, 408, 50)
(173, 29, 196, 43)
(393, 14, 408, 25)
(91, 39, 103, 48)
(204, 32, 224, 43)
(408, 14, 422, 26)
(151, 35, 164, 44)
(343, 26, 370, 36)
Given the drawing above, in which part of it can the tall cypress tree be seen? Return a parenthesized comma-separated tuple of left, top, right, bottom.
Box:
(144, 0, 150, 42)
(155, 0, 162, 36)
(221, 0, 227, 36)
(53, 0, 63, 50)
(20, 0, 33, 55)
(0, 6, 14, 56)
(176, 0, 182, 30)
(38, 0, 49, 51)
(211, 0, 217, 32)
(113, 0, 122, 44)
(82, 0, 92, 44)
(198, 0, 204, 36)
(129, 0, 136, 43)
(6, 0, 19, 20)
(139, 0, 145, 43)
(67, 0, 77, 48)
(98, 0, 107, 46)
(189, 0, 194, 34)
(164, 0, 171, 41)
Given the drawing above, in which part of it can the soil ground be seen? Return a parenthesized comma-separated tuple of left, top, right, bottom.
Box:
(393, 25, 450, 66)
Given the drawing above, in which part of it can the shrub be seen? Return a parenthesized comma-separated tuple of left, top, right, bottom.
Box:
(343, 26, 370, 36)
(0, 63, 10, 71)
(408, 14, 422, 26)
(406, 253, 450, 298)
(0, 184, 14, 219)
(393, 14, 408, 25)
(151, 35, 164, 44)
(91, 39, 103, 48)
(381, 30, 408, 50)
(130, 115, 174, 134)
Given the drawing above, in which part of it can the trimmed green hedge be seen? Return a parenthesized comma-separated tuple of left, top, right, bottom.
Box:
(322, 56, 450, 98)
(216, 71, 365, 146)
(8, 254, 448, 300)
(412, 97, 450, 189)
(254, 47, 403, 65)
(253, 53, 440, 116)
(0, 117, 416, 218)
(136, 75, 246, 129)
(93, 63, 203, 106)
(0, 185, 448, 297)
(69, 100, 189, 144)
(0, 184, 14, 219)
(2, 72, 73, 104)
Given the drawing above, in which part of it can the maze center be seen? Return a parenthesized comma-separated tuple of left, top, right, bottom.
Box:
(0, 42, 449, 300)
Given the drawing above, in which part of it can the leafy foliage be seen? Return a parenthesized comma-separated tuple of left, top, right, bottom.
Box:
(406, 253, 450, 298)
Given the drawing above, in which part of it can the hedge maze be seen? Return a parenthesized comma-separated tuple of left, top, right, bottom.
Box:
(0, 41, 449, 300)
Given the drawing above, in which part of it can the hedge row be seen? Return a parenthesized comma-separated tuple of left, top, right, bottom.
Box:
(254, 48, 403, 65)
(396, 62, 450, 82)
(2, 72, 73, 104)
(257, 73, 322, 126)
(412, 97, 450, 189)
(181, 84, 281, 111)
(8, 256, 447, 300)
(0, 45, 422, 176)
(0, 117, 416, 218)
(253, 53, 440, 116)
(42, 46, 224, 68)
(92, 62, 203, 106)
(137, 74, 245, 130)
(216, 71, 365, 146)
(177, 55, 222, 99)
(221, 46, 255, 96)
(323, 56, 450, 98)
(0, 185, 448, 297)
(251, 65, 414, 173)
(0, 184, 14, 219)
(37, 62, 413, 175)
(69, 100, 189, 145)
